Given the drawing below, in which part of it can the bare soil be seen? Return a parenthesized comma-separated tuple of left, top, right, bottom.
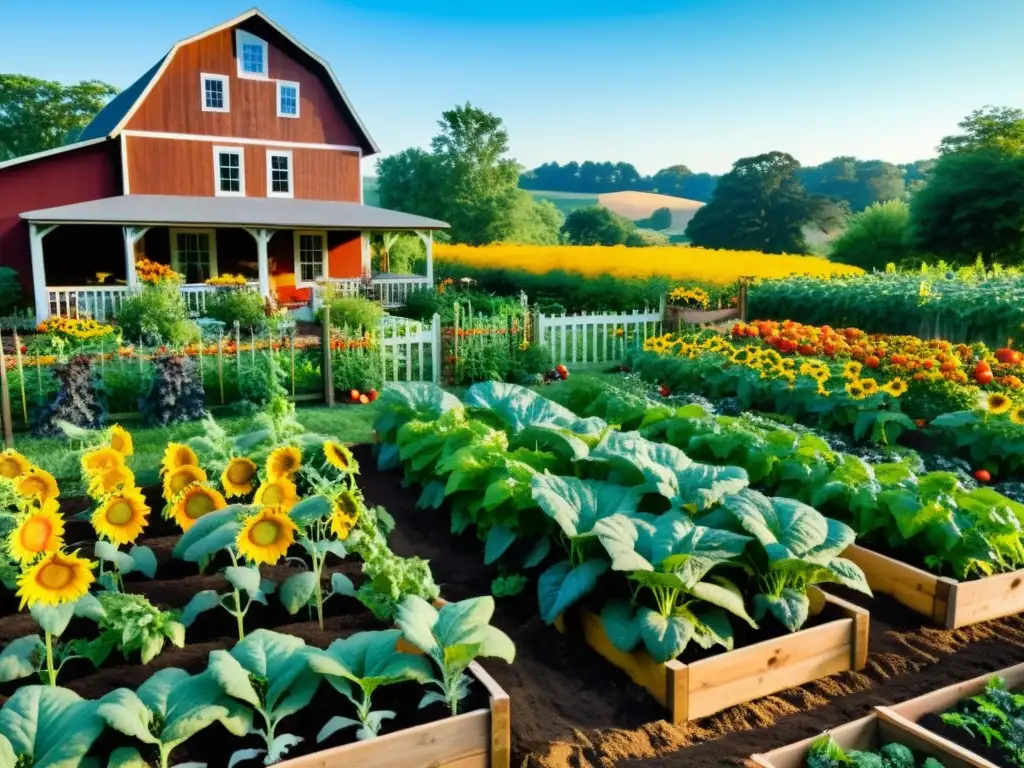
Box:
(352, 444, 1024, 768)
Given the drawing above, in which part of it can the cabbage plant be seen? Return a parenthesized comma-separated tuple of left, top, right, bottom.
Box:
(0, 685, 107, 767)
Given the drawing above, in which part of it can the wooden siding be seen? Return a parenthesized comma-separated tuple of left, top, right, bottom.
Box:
(327, 231, 362, 279)
(125, 26, 361, 147)
(126, 136, 359, 201)
(0, 141, 121, 295)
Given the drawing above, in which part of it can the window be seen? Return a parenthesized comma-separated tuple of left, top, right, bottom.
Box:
(267, 150, 293, 198)
(200, 73, 229, 112)
(213, 146, 245, 196)
(172, 230, 218, 283)
(236, 30, 268, 79)
(277, 81, 300, 118)
(294, 232, 326, 284)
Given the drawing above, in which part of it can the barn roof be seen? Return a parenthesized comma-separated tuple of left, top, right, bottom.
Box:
(78, 8, 379, 154)
(20, 194, 448, 231)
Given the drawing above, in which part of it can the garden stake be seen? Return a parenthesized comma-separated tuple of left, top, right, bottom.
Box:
(196, 329, 204, 392)
(138, 339, 144, 375)
(217, 333, 225, 404)
(0, 332, 13, 447)
(290, 333, 296, 397)
(250, 328, 256, 368)
(13, 332, 27, 425)
(322, 305, 334, 406)
(35, 350, 42, 404)
(234, 322, 241, 385)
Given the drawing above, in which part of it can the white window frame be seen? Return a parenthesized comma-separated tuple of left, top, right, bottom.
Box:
(212, 145, 245, 197)
(200, 73, 230, 113)
(266, 150, 293, 199)
(236, 30, 269, 80)
(170, 228, 219, 283)
(276, 80, 300, 118)
(293, 230, 327, 287)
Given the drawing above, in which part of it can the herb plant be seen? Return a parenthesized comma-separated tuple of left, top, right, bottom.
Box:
(806, 733, 945, 768)
(76, 592, 186, 666)
(940, 676, 1024, 766)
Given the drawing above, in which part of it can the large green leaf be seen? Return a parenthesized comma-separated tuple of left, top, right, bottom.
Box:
(638, 608, 694, 663)
(395, 595, 515, 667)
(172, 507, 243, 562)
(464, 382, 606, 436)
(0, 685, 107, 767)
(719, 489, 828, 560)
(537, 559, 608, 624)
(593, 513, 656, 572)
(753, 588, 810, 632)
(307, 629, 433, 699)
(649, 512, 753, 587)
(599, 599, 642, 653)
(530, 474, 641, 540)
(0, 636, 43, 683)
(689, 576, 757, 627)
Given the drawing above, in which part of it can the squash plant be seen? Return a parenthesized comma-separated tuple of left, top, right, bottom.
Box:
(0, 685, 108, 767)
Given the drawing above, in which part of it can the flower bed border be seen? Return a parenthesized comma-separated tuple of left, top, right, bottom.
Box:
(882, 661, 1024, 768)
(842, 544, 1024, 629)
(554, 587, 868, 725)
(665, 305, 740, 331)
(748, 710, 982, 768)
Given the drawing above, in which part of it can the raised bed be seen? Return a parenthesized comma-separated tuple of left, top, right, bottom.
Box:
(665, 305, 740, 331)
(843, 544, 1024, 629)
(553, 587, 869, 724)
(748, 710, 983, 768)
(885, 662, 1024, 768)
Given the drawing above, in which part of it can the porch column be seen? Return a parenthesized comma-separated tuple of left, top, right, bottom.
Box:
(29, 223, 59, 323)
(122, 226, 150, 287)
(244, 228, 275, 300)
(415, 230, 434, 284)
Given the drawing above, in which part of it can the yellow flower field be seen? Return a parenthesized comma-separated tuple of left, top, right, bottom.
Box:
(435, 244, 862, 285)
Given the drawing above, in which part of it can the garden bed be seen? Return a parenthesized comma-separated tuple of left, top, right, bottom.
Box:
(553, 588, 868, 724)
(843, 545, 1024, 629)
(748, 710, 982, 768)
(665, 305, 740, 331)
(0, 484, 506, 768)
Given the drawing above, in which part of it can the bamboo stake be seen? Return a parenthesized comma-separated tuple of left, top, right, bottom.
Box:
(217, 332, 225, 405)
(13, 333, 27, 425)
(322, 306, 334, 406)
(35, 350, 42, 404)
(234, 322, 241, 384)
(0, 333, 14, 447)
(289, 333, 296, 397)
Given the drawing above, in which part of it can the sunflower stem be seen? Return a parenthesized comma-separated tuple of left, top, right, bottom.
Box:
(233, 590, 245, 640)
(44, 631, 56, 686)
(312, 548, 325, 630)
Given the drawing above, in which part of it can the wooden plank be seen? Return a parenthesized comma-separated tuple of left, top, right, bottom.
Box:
(842, 544, 954, 624)
(947, 568, 1024, 628)
(575, 605, 669, 705)
(878, 709, 999, 768)
(888, 661, 1024, 723)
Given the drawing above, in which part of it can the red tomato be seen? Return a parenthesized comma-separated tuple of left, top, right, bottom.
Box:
(996, 348, 1017, 364)
(368, 388, 379, 402)
(658, 384, 671, 398)
(359, 394, 370, 404)
(974, 469, 991, 483)
(556, 364, 569, 377)
(350, 389, 361, 402)
(865, 355, 880, 369)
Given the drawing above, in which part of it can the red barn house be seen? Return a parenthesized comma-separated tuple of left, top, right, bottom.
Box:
(0, 8, 445, 323)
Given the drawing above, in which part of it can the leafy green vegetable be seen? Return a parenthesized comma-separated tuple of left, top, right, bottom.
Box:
(396, 595, 515, 715)
(0, 685, 107, 768)
(76, 592, 185, 666)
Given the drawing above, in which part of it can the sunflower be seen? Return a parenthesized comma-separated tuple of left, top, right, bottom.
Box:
(1010, 406, 1024, 426)
(161, 443, 199, 475)
(0, 449, 32, 480)
(222, 457, 258, 498)
(882, 378, 909, 398)
(859, 378, 879, 395)
(254, 477, 299, 511)
(170, 483, 227, 531)
(88, 464, 135, 499)
(323, 441, 355, 473)
(331, 490, 363, 540)
(236, 507, 297, 565)
(16, 549, 95, 610)
(16, 468, 60, 503)
(8, 500, 65, 563)
(81, 447, 124, 478)
(163, 465, 208, 501)
(107, 424, 134, 456)
(845, 381, 866, 400)
(730, 348, 753, 364)
(842, 362, 862, 381)
(266, 445, 302, 481)
(92, 488, 150, 545)
(983, 392, 1013, 415)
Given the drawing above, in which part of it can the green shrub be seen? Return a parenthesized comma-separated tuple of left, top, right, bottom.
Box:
(332, 346, 383, 393)
(507, 343, 553, 383)
(202, 289, 267, 332)
(829, 200, 917, 270)
(117, 281, 197, 346)
(320, 296, 384, 332)
(0, 269, 24, 314)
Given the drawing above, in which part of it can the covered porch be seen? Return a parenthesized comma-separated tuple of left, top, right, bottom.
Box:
(20, 194, 447, 322)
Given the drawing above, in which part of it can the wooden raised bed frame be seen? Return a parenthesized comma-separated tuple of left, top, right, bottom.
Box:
(882, 661, 1024, 768)
(748, 710, 985, 768)
(664, 305, 740, 331)
(555, 587, 868, 724)
(843, 544, 1024, 629)
(276, 660, 510, 768)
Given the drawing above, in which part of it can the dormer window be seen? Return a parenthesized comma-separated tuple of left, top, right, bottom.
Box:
(277, 81, 300, 118)
(200, 73, 229, 112)
(236, 30, 268, 79)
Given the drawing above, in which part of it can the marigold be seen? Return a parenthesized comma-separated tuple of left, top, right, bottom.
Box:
(17, 549, 94, 609)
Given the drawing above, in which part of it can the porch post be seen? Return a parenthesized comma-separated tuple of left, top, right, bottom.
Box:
(415, 230, 434, 284)
(244, 228, 275, 301)
(29, 223, 58, 323)
(122, 226, 150, 288)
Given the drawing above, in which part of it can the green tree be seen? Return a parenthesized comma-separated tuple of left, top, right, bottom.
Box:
(939, 106, 1024, 156)
(376, 148, 446, 221)
(909, 148, 1024, 265)
(650, 165, 692, 196)
(685, 151, 817, 253)
(829, 200, 915, 271)
(561, 206, 637, 245)
(507, 193, 564, 244)
(0, 74, 118, 160)
(636, 207, 673, 230)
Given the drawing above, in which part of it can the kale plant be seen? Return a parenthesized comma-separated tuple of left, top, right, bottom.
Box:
(34, 355, 104, 437)
(140, 354, 206, 426)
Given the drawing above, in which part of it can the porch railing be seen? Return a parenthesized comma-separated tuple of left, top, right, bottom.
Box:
(180, 282, 259, 314)
(48, 286, 133, 323)
(314, 276, 433, 309)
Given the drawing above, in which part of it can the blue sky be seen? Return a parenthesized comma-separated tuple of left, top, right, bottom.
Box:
(2, 0, 1022, 176)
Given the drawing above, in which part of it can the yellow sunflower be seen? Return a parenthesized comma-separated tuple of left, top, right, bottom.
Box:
(266, 445, 302, 481)
(161, 443, 199, 475)
(842, 362, 863, 381)
(107, 424, 134, 456)
(845, 381, 866, 400)
(163, 465, 208, 501)
(81, 447, 124, 478)
(92, 488, 150, 545)
(170, 483, 227, 531)
(1011, 405, 1024, 425)
(16, 468, 60, 504)
(331, 490, 363, 540)
(236, 507, 297, 565)
(8, 500, 65, 563)
(323, 441, 355, 473)
(222, 457, 258, 498)
(0, 449, 31, 480)
(16, 549, 95, 610)
(882, 378, 909, 398)
(254, 477, 299, 511)
(859, 378, 879, 395)
(984, 392, 1013, 415)
(88, 464, 135, 499)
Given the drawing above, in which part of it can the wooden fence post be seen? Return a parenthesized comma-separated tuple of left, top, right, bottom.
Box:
(452, 302, 460, 387)
(234, 322, 241, 383)
(0, 332, 14, 447)
(289, 333, 296, 398)
(738, 278, 750, 322)
(322, 306, 334, 406)
(13, 332, 27, 425)
(217, 332, 225, 405)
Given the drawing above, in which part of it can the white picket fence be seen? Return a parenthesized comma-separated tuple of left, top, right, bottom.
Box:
(535, 308, 663, 365)
(377, 313, 442, 383)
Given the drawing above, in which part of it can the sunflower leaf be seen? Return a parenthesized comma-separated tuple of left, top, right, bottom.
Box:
(289, 496, 333, 526)
(280, 572, 317, 615)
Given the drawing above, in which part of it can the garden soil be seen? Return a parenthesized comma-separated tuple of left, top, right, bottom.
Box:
(352, 444, 1024, 768)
